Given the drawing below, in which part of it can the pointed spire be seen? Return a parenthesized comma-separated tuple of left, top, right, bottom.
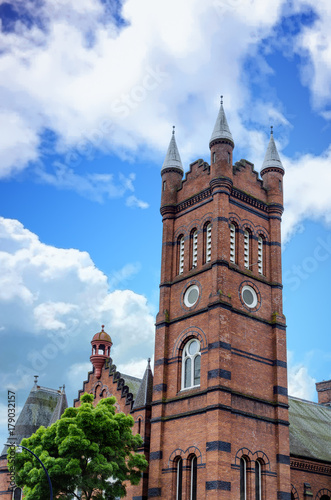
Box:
(209, 96, 234, 148)
(161, 126, 183, 173)
(261, 127, 284, 172)
(132, 358, 153, 409)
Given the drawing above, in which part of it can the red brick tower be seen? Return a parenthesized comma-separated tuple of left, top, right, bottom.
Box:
(147, 101, 290, 499)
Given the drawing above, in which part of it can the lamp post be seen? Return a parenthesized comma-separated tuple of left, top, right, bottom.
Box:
(6, 443, 53, 500)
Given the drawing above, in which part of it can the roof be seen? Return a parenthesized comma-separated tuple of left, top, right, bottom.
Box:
(2, 384, 67, 455)
(261, 130, 284, 172)
(289, 396, 331, 463)
(161, 127, 184, 173)
(92, 326, 112, 343)
(121, 373, 143, 400)
(132, 359, 153, 409)
(209, 100, 234, 147)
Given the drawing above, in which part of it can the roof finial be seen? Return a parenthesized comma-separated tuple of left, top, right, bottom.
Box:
(172, 125, 175, 135)
(270, 125, 273, 135)
(34, 375, 39, 386)
(101, 324, 104, 332)
(220, 95, 223, 105)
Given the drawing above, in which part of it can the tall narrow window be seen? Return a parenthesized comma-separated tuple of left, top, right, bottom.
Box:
(178, 236, 185, 275)
(258, 236, 263, 275)
(182, 339, 201, 389)
(191, 230, 198, 268)
(240, 457, 247, 500)
(213, 152, 216, 163)
(176, 458, 183, 500)
(190, 456, 197, 500)
(205, 223, 212, 263)
(230, 224, 236, 263)
(244, 230, 250, 269)
(228, 151, 231, 164)
(255, 461, 262, 500)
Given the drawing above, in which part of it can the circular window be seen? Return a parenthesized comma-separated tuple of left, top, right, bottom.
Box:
(242, 285, 257, 308)
(184, 285, 199, 307)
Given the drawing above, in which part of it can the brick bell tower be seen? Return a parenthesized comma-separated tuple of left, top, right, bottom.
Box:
(147, 99, 290, 499)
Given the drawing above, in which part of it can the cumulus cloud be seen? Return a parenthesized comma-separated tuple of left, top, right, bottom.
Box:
(282, 145, 331, 242)
(288, 352, 316, 400)
(0, 216, 155, 383)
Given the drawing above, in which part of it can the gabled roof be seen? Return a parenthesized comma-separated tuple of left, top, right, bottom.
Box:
(289, 396, 331, 463)
(209, 100, 234, 147)
(161, 127, 184, 173)
(2, 384, 67, 455)
(132, 359, 153, 410)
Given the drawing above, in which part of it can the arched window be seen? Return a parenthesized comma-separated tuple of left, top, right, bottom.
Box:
(204, 223, 212, 263)
(255, 460, 262, 500)
(213, 152, 216, 163)
(240, 457, 247, 500)
(182, 339, 201, 389)
(257, 236, 264, 275)
(13, 488, 22, 500)
(230, 223, 237, 263)
(137, 417, 142, 435)
(320, 496, 331, 500)
(98, 344, 105, 355)
(176, 458, 183, 500)
(178, 235, 185, 275)
(190, 455, 197, 500)
(191, 229, 198, 269)
(244, 230, 250, 269)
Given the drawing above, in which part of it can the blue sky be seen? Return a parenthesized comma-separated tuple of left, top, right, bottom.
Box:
(1, 0, 331, 448)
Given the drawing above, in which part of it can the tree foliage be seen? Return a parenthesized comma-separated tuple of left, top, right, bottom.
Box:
(14, 393, 148, 499)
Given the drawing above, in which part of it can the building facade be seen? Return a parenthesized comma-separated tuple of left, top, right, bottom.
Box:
(76, 102, 331, 499)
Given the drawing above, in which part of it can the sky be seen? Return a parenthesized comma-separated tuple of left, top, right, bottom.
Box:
(0, 0, 331, 449)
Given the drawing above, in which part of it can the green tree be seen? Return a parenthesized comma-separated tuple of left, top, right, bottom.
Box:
(14, 393, 148, 499)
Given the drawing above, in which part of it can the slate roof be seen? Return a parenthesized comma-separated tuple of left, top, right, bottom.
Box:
(132, 359, 153, 409)
(161, 127, 184, 173)
(289, 396, 331, 463)
(209, 100, 234, 147)
(261, 129, 284, 172)
(2, 384, 67, 455)
(121, 373, 143, 400)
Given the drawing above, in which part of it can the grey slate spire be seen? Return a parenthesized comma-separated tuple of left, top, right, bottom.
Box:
(209, 96, 234, 148)
(161, 126, 183, 173)
(132, 358, 153, 409)
(261, 127, 284, 172)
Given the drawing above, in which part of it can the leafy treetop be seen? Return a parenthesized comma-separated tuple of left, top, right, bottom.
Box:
(14, 393, 148, 500)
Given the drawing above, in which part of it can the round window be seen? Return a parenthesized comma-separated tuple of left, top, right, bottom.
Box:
(242, 285, 257, 308)
(184, 285, 199, 307)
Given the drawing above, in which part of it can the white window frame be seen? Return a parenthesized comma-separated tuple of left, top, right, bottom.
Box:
(192, 230, 198, 268)
(256, 460, 262, 500)
(244, 230, 250, 269)
(258, 236, 263, 275)
(176, 458, 182, 500)
(179, 236, 185, 275)
(240, 457, 247, 500)
(190, 456, 197, 500)
(182, 339, 201, 390)
(230, 223, 236, 263)
(206, 223, 212, 263)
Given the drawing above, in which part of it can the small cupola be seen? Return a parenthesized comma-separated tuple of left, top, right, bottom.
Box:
(90, 325, 113, 379)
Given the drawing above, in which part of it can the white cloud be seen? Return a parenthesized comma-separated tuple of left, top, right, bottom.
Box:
(126, 195, 149, 209)
(283, 145, 331, 241)
(118, 356, 154, 379)
(109, 263, 141, 289)
(0, 217, 155, 385)
(288, 355, 316, 400)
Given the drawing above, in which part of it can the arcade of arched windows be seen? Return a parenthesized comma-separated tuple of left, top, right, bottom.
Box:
(174, 219, 269, 279)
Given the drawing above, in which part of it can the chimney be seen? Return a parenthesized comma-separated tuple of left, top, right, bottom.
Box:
(316, 379, 331, 405)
